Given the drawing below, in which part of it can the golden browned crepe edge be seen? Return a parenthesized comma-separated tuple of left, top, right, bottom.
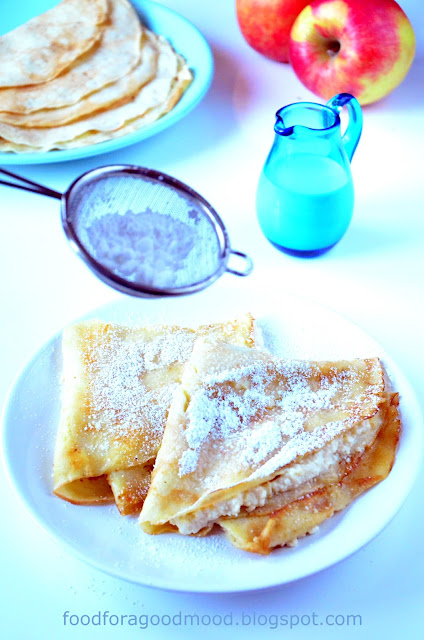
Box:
(53, 475, 114, 505)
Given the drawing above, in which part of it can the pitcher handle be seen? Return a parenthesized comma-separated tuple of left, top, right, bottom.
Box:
(326, 93, 363, 162)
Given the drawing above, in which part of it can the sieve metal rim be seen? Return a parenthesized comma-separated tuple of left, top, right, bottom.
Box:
(0, 164, 252, 298)
(60, 164, 235, 298)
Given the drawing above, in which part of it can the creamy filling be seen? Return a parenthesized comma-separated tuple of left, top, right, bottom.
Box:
(170, 418, 380, 534)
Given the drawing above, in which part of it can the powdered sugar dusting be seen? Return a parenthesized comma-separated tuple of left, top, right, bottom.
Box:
(143, 331, 195, 371)
(179, 355, 375, 480)
(83, 324, 196, 450)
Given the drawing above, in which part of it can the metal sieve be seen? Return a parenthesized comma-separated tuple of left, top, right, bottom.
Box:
(0, 165, 253, 297)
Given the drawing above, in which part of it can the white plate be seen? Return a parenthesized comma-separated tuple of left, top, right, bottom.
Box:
(2, 283, 423, 592)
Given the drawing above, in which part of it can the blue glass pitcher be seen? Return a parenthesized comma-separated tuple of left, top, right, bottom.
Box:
(256, 93, 362, 257)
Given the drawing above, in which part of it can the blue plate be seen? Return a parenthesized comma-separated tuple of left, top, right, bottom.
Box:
(0, 0, 213, 164)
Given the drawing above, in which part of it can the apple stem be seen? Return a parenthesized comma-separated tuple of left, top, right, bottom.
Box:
(327, 40, 341, 57)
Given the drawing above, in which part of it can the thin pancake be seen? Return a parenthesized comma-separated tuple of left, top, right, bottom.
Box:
(0, 0, 107, 87)
(0, 0, 144, 117)
(53, 315, 256, 508)
(108, 465, 153, 515)
(0, 37, 192, 151)
(139, 341, 385, 535)
(0, 32, 158, 128)
(220, 394, 400, 553)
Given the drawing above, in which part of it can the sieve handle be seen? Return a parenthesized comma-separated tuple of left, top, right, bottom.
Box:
(226, 250, 253, 277)
(0, 168, 62, 200)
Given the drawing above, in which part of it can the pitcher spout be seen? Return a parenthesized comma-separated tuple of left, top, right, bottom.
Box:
(274, 101, 340, 137)
(274, 111, 294, 137)
(273, 94, 362, 161)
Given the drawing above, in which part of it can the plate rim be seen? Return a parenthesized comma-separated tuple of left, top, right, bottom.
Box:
(0, 0, 214, 165)
(1, 291, 423, 593)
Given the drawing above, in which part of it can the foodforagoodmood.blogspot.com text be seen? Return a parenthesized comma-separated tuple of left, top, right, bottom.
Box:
(62, 610, 363, 630)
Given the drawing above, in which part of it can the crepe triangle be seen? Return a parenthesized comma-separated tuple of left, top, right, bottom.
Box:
(140, 340, 389, 539)
(53, 315, 256, 513)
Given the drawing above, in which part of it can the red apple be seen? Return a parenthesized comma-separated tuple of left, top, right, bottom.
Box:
(289, 0, 416, 105)
(236, 0, 312, 63)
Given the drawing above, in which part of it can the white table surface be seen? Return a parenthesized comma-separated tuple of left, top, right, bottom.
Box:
(1, 1, 423, 638)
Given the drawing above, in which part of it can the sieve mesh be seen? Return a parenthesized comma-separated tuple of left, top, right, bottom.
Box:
(0, 164, 252, 298)
(66, 171, 225, 292)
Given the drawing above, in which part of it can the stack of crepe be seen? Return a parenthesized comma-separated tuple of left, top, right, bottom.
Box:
(0, 0, 192, 152)
(54, 315, 400, 554)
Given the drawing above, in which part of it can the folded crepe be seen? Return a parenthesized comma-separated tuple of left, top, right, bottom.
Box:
(220, 393, 400, 553)
(53, 315, 255, 513)
(140, 340, 396, 546)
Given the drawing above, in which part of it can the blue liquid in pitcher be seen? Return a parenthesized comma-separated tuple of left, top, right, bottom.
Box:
(257, 154, 354, 256)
